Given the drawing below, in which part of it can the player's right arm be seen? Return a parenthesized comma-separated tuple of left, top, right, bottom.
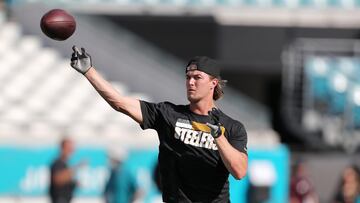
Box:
(70, 46, 143, 124)
(85, 68, 143, 123)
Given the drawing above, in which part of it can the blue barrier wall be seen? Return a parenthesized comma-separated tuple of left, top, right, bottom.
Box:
(0, 144, 289, 202)
(229, 145, 290, 203)
(0, 145, 108, 197)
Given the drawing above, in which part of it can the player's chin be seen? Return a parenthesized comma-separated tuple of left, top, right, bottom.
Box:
(187, 92, 194, 99)
(187, 94, 199, 103)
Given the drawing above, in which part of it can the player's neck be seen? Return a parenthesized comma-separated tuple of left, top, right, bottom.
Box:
(189, 99, 215, 115)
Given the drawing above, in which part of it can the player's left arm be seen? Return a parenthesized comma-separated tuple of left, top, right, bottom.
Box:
(214, 136, 248, 180)
(206, 108, 248, 179)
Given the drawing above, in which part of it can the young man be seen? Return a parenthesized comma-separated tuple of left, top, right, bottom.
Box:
(70, 46, 248, 202)
(49, 138, 77, 203)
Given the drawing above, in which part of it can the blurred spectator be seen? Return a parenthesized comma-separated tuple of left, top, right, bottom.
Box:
(333, 164, 360, 203)
(49, 138, 83, 203)
(290, 159, 319, 203)
(152, 162, 161, 194)
(113, 150, 161, 203)
(3, 0, 12, 20)
(131, 161, 162, 203)
(149, 162, 162, 203)
(247, 160, 276, 203)
(103, 148, 127, 203)
(0, 0, 4, 22)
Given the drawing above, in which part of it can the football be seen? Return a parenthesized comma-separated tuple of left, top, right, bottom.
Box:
(40, 9, 76, 41)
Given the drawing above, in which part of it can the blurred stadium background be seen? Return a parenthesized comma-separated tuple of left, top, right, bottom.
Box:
(0, 0, 359, 202)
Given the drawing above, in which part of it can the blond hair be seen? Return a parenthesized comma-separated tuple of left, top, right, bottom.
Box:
(211, 76, 227, 101)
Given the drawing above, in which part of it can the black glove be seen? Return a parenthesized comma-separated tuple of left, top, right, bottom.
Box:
(206, 107, 222, 138)
(70, 45, 92, 74)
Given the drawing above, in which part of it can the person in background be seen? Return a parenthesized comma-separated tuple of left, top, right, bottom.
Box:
(104, 148, 127, 203)
(49, 138, 81, 203)
(333, 164, 360, 203)
(290, 159, 319, 203)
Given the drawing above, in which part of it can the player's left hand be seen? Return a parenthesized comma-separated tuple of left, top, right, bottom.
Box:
(206, 107, 222, 138)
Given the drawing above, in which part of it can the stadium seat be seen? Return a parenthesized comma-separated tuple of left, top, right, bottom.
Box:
(347, 86, 360, 128)
(304, 56, 331, 105)
(336, 57, 359, 81)
(0, 22, 21, 53)
(18, 36, 41, 55)
(328, 70, 348, 114)
(2, 107, 29, 123)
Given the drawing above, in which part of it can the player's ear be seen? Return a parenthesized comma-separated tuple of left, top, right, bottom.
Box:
(211, 78, 218, 89)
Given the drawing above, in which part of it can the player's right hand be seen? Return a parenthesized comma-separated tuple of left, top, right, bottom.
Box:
(70, 45, 92, 74)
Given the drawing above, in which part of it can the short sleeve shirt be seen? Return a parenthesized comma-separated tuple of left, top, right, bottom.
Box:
(140, 101, 247, 203)
(49, 159, 76, 202)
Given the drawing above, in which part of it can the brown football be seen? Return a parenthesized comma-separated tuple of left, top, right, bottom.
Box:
(40, 9, 76, 41)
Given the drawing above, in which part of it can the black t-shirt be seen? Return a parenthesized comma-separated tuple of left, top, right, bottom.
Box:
(140, 101, 248, 203)
(49, 158, 76, 203)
